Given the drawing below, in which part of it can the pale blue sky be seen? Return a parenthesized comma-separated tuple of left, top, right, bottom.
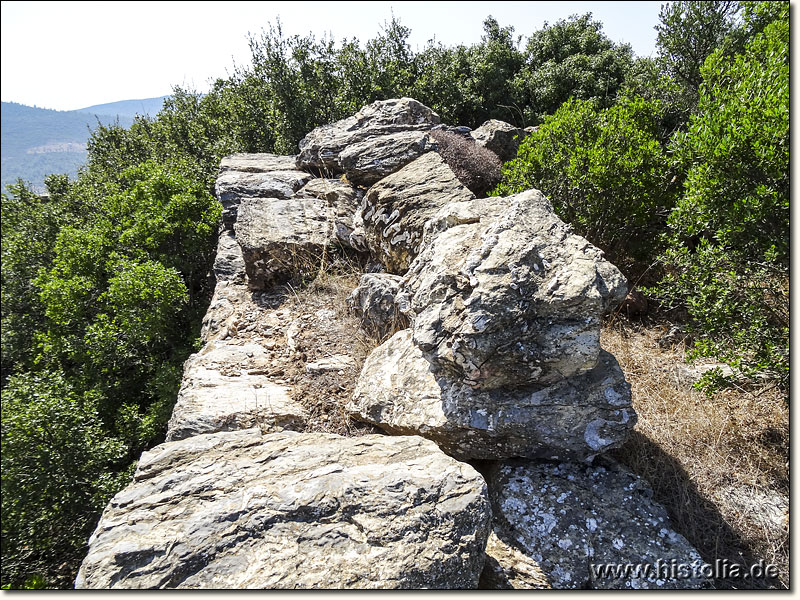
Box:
(1, 1, 666, 111)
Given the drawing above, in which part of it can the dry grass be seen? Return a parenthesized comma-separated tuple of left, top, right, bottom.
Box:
(603, 318, 789, 589)
(262, 256, 382, 438)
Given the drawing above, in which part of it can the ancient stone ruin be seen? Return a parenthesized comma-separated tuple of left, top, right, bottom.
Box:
(76, 98, 706, 589)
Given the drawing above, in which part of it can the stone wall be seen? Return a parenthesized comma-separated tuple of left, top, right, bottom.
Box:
(76, 99, 706, 590)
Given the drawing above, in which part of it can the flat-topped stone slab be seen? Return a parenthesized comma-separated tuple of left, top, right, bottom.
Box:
(166, 341, 306, 441)
(76, 429, 491, 589)
(219, 153, 300, 173)
(234, 195, 333, 289)
(216, 154, 312, 227)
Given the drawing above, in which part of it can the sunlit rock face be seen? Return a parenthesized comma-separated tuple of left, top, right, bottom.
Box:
(76, 430, 491, 589)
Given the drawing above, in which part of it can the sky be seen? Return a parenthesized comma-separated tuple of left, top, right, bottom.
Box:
(0, 1, 666, 111)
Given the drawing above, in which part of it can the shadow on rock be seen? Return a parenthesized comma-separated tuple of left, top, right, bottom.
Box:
(611, 431, 780, 589)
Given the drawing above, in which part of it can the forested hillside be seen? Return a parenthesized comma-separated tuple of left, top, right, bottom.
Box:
(1, 102, 140, 194)
(1, 1, 788, 589)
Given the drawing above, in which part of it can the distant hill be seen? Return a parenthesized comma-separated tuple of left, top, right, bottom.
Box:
(1, 96, 167, 194)
(76, 96, 169, 120)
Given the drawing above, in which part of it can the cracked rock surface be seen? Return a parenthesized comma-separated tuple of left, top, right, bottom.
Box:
(361, 151, 475, 273)
(348, 330, 635, 461)
(76, 429, 491, 589)
(485, 459, 708, 589)
(296, 97, 440, 175)
(165, 341, 306, 441)
(235, 195, 333, 289)
(404, 188, 628, 390)
(216, 153, 311, 227)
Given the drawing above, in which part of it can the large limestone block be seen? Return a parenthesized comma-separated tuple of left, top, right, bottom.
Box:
(219, 153, 299, 173)
(235, 195, 332, 289)
(348, 330, 635, 462)
(470, 119, 525, 162)
(486, 459, 707, 589)
(296, 178, 363, 248)
(216, 154, 311, 227)
(338, 130, 435, 186)
(296, 98, 440, 174)
(362, 152, 475, 273)
(404, 189, 628, 389)
(165, 342, 307, 441)
(76, 429, 491, 589)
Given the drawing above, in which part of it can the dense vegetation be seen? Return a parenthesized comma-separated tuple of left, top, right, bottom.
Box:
(496, 0, 788, 393)
(0, 1, 788, 588)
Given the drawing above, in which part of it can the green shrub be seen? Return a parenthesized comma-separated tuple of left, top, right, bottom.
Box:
(494, 95, 679, 274)
(1, 372, 130, 588)
(651, 1, 788, 393)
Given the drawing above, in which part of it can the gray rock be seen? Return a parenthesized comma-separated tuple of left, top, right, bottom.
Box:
(212, 230, 246, 284)
(305, 354, 357, 374)
(486, 459, 707, 589)
(200, 279, 249, 343)
(348, 330, 635, 462)
(338, 130, 436, 186)
(76, 429, 491, 589)
(673, 361, 737, 386)
(216, 154, 312, 227)
(234, 195, 333, 289)
(296, 98, 440, 173)
(658, 325, 685, 349)
(166, 341, 307, 441)
(470, 119, 525, 162)
(347, 273, 409, 339)
(362, 152, 475, 274)
(404, 189, 628, 389)
(348, 209, 369, 252)
(432, 124, 473, 137)
(296, 178, 363, 249)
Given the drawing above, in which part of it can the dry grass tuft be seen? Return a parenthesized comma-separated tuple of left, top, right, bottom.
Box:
(603, 318, 788, 589)
(430, 129, 502, 197)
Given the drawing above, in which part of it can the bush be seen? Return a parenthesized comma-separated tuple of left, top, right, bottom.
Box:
(651, 1, 788, 393)
(430, 129, 501, 197)
(1, 372, 129, 588)
(494, 95, 679, 274)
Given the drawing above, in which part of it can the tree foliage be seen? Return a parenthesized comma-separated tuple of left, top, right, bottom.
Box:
(495, 95, 678, 272)
(652, 0, 788, 391)
(655, 1, 740, 112)
(1, 371, 129, 587)
(513, 13, 635, 124)
(1, 162, 219, 587)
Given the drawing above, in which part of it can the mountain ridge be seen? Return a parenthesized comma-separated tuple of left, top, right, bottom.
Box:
(1, 96, 167, 193)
